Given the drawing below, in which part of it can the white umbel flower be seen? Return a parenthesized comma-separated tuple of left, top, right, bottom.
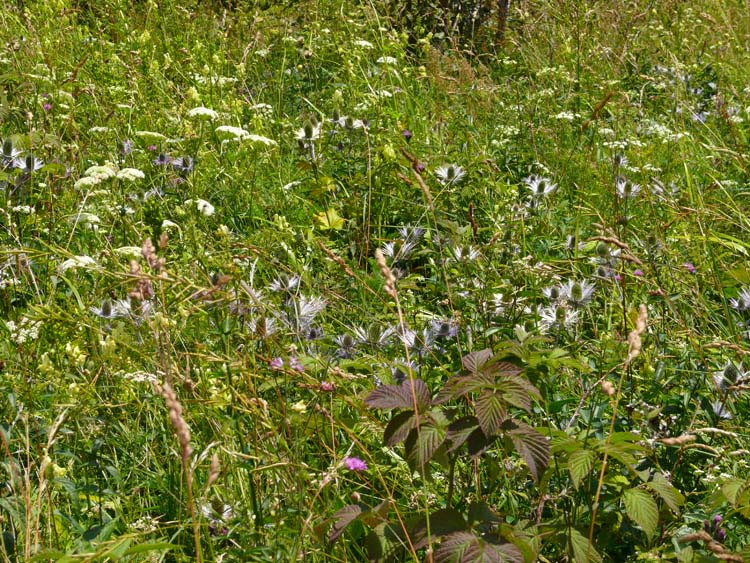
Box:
(187, 106, 219, 120)
(215, 125, 251, 140)
(117, 168, 145, 181)
(58, 255, 98, 273)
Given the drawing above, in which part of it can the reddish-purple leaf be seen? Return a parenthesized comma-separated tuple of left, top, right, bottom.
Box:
(404, 422, 447, 472)
(383, 410, 417, 446)
(446, 416, 480, 453)
(461, 349, 493, 374)
(328, 504, 365, 543)
(365, 379, 431, 411)
(503, 419, 550, 483)
(475, 390, 507, 436)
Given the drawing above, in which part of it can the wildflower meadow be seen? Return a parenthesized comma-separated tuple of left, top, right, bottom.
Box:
(1, 0, 750, 561)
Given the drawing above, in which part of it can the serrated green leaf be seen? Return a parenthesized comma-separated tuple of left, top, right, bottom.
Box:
(569, 528, 602, 563)
(313, 208, 345, 230)
(623, 487, 659, 538)
(721, 477, 748, 505)
(568, 449, 596, 489)
(646, 473, 684, 513)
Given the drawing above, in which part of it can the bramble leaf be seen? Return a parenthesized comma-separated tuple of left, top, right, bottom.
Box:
(645, 473, 684, 513)
(503, 419, 550, 483)
(475, 390, 506, 436)
(383, 410, 417, 446)
(569, 528, 602, 563)
(365, 379, 431, 411)
(568, 449, 596, 489)
(623, 487, 659, 538)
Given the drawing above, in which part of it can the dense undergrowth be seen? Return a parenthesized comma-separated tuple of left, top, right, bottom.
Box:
(1, 0, 750, 561)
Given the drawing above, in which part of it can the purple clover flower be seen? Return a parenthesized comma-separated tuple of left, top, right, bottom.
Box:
(270, 357, 284, 370)
(683, 262, 696, 274)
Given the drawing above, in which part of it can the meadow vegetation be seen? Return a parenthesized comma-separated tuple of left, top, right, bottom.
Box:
(1, 0, 750, 561)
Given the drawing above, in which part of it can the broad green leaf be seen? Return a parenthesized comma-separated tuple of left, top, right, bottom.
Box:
(476, 390, 506, 436)
(568, 449, 596, 489)
(645, 473, 684, 513)
(569, 528, 602, 563)
(720, 477, 748, 505)
(623, 487, 659, 538)
(313, 208, 345, 230)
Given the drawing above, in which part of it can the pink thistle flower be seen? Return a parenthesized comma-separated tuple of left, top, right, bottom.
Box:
(343, 457, 367, 471)
(683, 262, 696, 274)
(633, 269, 644, 277)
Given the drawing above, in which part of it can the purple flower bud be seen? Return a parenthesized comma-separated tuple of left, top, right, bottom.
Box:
(402, 129, 412, 142)
(43, 103, 52, 112)
(683, 262, 696, 274)
(633, 269, 644, 277)
(319, 381, 335, 392)
(704, 520, 711, 533)
(713, 514, 723, 526)
(716, 528, 726, 542)
(415, 162, 425, 173)
(270, 357, 283, 370)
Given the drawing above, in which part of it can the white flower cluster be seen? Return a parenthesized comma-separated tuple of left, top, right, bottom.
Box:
(5, 316, 42, 344)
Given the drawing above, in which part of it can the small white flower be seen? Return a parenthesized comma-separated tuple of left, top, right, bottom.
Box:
(161, 219, 181, 231)
(58, 255, 98, 273)
(194, 199, 215, 216)
(435, 164, 466, 186)
(135, 130, 167, 141)
(11, 205, 34, 214)
(246, 134, 277, 146)
(74, 176, 101, 189)
(215, 125, 251, 140)
(84, 165, 117, 181)
(69, 212, 101, 229)
(88, 126, 111, 133)
(376, 56, 398, 65)
(116, 168, 145, 181)
(250, 103, 273, 115)
(353, 40, 374, 49)
(187, 106, 219, 120)
(114, 246, 143, 258)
